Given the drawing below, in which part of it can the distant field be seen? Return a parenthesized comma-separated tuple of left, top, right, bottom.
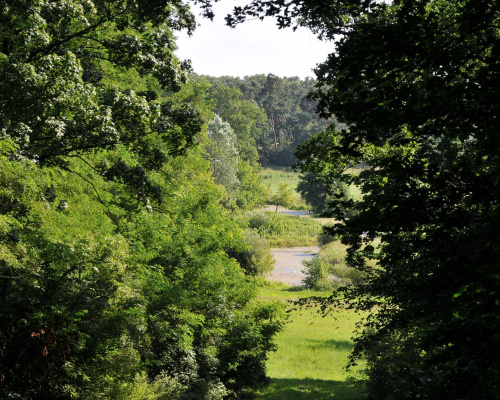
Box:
(246, 211, 323, 247)
(260, 166, 364, 209)
(260, 167, 301, 194)
(256, 285, 366, 400)
(260, 167, 307, 208)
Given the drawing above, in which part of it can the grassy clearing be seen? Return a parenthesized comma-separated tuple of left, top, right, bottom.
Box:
(261, 167, 301, 193)
(260, 165, 365, 211)
(260, 167, 308, 209)
(256, 285, 366, 400)
(246, 211, 323, 247)
(257, 283, 332, 302)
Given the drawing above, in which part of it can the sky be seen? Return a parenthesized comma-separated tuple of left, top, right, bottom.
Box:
(175, 1, 335, 79)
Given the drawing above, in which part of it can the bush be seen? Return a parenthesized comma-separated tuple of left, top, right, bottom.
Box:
(302, 241, 367, 290)
(218, 303, 284, 399)
(302, 258, 335, 291)
(317, 226, 337, 246)
(230, 230, 275, 277)
(247, 212, 273, 232)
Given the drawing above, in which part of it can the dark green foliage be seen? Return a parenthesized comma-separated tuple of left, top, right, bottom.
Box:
(218, 303, 283, 397)
(230, 0, 500, 399)
(296, 173, 329, 215)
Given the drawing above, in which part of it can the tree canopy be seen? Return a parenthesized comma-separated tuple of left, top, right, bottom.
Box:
(208, 74, 333, 167)
(231, 0, 500, 399)
(0, 1, 282, 399)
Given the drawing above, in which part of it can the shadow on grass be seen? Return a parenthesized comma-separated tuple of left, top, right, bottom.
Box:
(285, 285, 308, 292)
(258, 378, 365, 400)
(306, 338, 355, 351)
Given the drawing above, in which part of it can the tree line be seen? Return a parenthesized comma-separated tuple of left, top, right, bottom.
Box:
(207, 74, 335, 167)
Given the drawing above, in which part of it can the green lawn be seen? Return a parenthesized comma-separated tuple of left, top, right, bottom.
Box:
(256, 285, 366, 400)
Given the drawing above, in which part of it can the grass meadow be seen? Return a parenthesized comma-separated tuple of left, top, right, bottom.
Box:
(252, 165, 368, 399)
(256, 285, 366, 400)
(260, 167, 307, 208)
(260, 166, 364, 211)
(260, 167, 301, 193)
(246, 211, 323, 247)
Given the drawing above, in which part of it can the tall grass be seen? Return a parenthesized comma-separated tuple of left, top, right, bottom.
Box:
(256, 285, 366, 400)
(260, 167, 308, 209)
(260, 167, 301, 193)
(246, 211, 322, 247)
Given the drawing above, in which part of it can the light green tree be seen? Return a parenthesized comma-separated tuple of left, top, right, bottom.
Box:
(205, 116, 240, 197)
(271, 183, 294, 211)
(0, 1, 283, 398)
(210, 82, 268, 166)
(236, 160, 268, 210)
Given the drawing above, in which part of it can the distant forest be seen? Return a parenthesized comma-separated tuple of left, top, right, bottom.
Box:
(206, 74, 337, 167)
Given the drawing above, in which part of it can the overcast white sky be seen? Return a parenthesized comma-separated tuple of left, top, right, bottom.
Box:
(175, 1, 334, 79)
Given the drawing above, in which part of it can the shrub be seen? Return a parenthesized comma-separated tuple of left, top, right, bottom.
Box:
(317, 227, 337, 246)
(302, 241, 367, 290)
(302, 258, 335, 291)
(247, 212, 272, 232)
(230, 230, 275, 277)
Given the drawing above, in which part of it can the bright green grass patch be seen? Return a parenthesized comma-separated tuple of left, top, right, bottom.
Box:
(256, 286, 366, 400)
(261, 167, 301, 193)
(260, 167, 309, 209)
(257, 378, 362, 400)
(246, 211, 322, 247)
(257, 283, 332, 302)
(260, 166, 365, 210)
